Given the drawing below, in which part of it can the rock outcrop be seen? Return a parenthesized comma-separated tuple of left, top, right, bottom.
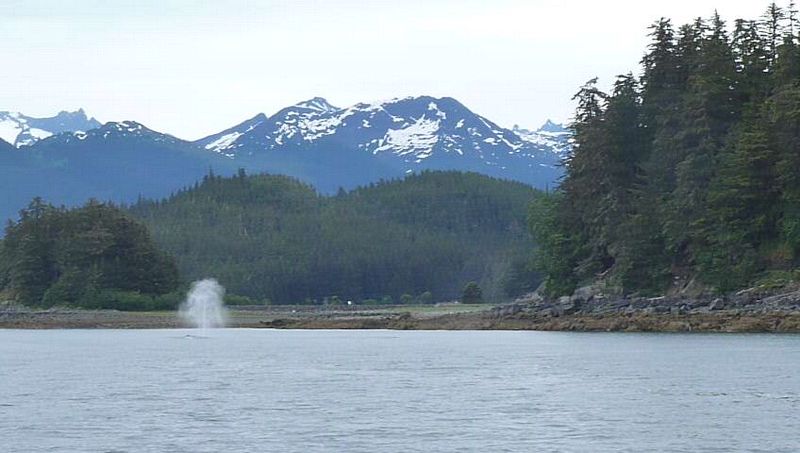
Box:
(492, 284, 800, 320)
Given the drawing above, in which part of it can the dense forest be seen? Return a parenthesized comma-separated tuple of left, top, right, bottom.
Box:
(532, 3, 800, 297)
(130, 171, 539, 304)
(0, 199, 180, 309)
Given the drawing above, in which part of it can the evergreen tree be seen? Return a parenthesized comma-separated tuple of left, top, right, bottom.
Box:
(770, 87, 800, 257)
(531, 5, 800, 296)
(558, 78, 612, 279)
(665, 12, 738, 266)
(461, 282, 483, 304)
(762, 3, 787, 67)
(0, 200, 179, 308)
(705, 124, 776, 289)
(732, 19, 770, 117)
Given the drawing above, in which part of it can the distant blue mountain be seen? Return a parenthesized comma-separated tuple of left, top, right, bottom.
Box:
(0, 98, 569, 223)
(0, 121, 237, 223)
(0, 109, 101, 147)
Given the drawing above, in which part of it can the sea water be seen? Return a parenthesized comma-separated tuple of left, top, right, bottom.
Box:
(1, 330, 799, 452)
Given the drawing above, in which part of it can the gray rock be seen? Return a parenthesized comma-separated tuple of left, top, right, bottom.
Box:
(709, 298, 725, 311)
(558, 298, 580, 315)
(572, 285, 595, 302)
(687, 299, 709, 309)
(539, 307, 558, 318)
(490, 303, 525, 318)
(670, 305, 689, 315)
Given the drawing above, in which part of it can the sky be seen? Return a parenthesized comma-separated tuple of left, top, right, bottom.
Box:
(0, 0, 769, 140)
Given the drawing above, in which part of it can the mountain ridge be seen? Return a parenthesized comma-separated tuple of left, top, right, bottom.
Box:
(0, 109, 101, 147)
(197, 96, 570, 161)
(0, 96, 570, 223)
(193, 95, 569, 191)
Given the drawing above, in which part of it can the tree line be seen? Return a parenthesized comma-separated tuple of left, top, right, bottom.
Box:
(0, 198, 179, 309)
(532, 3, 800, 296)
(129, 170, 539, 304)
(0, 171, 539, 308)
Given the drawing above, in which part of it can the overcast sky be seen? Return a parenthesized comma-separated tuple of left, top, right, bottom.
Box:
(0, 0, 768, 140)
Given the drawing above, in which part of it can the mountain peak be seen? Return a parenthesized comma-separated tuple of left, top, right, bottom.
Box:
(0, 109, 102, 147)
(374, 95, 437, 106)
(55, 120, 183, 146)
(106, 120, 145, 131)
(57, 108, 84, 116)
(537, 119, 568, 133)
(512, 120, 572, 158)
(294, 97, 339, 113)
(68, 120, 153, 138)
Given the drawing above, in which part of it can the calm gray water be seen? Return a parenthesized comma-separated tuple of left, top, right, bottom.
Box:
(1, 329, 799, 452)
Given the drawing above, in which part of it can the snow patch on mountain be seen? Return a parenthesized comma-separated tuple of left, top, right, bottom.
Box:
(198, 113, 266, 156)
(204, 132, 242, 155)
(266, 98, 375, 145)
(292, 113, 346, 142)
(0, 116, 22, 145)
(375, 116, 440, 159)
(428, 101, 447, 119)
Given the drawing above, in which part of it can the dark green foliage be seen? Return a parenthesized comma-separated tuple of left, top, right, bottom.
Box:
(224, 294, 267, 306)
(0, 199, 179, 308)
(129, 171, 538, 304)
(533, 3, 800, 295)
(72, 289, 183, 311)
(529, 193, 585, 297)
(461, 282, 483, 304)
(380, 296, 394, 305)
(418, 291, 434, 304)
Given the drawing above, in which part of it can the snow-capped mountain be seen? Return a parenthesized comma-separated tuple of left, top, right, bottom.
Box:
(0, 109, 101, 147)
(195, 96, 568, 190)
(513, 120, 572, 158)
(0, 98, 570, 222)
(60, 120, 186, 146)
(29, 120, 226, 174)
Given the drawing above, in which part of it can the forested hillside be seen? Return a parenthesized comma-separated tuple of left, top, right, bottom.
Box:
(0, 199, 179, 309)
(532, 3, 800, 296)
(130, 171, 539, 304)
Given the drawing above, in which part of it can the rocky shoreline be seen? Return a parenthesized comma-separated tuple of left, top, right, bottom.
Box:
(500, 284, 800, 317)
(261, 285, 800, 332)
(3, 286, 800, 332)
(478, 284, 800, 332)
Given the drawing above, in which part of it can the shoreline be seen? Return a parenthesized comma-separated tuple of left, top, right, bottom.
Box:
(2, 302, 800, 332)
